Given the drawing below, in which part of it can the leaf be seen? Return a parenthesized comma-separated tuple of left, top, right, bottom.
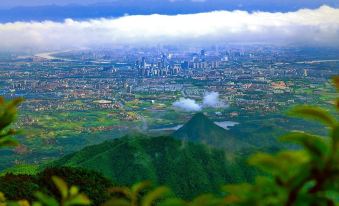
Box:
(17, 200, 30, 206)
(102, 198, 130, 206)
(52, 176, 68, 199)
(142, 186, 170, 206)
(0, 97, 23, 131)
(6, 97, 24, 110)
(280, 131, 329, 159)
(131, 181, 152, 194)
(331, 125, 339, 144)
(0, 192, 6, 202)
(222, 183, 252, 194)
(189, 194, 222, 206)
(0, 129, 17, 138)
(0, 112, 15, 130)
(222, 183, 253, 202)
(332, 76, 339, 92)
(336, 98, 339, 111)
(64, 194, 91, 206)
(6, 202, 21, 206)
(32, 202, 43, 206)
(249, 151, 309, 180)
(157, 198, 186, 206)
(0, 136, 19, 148)
(108, 187, 131, 198)
(223, 194, 242, 205)
(7, 201, 33, 206)
(289, 106, 335, 127)
(34, 192, 59, 206)
(248, 153, 282, 175)
(69, 186, 79, 196)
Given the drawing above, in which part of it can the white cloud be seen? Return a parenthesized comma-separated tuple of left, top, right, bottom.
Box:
(173, 92, 228, 112)
(202, 92, 227, 108)
(173, 98, 202, 112)
(0, 5, 339, 51)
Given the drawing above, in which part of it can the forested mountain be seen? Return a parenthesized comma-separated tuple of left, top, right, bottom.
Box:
(51, 135, 256, 199)
(172, 113, 251, 151)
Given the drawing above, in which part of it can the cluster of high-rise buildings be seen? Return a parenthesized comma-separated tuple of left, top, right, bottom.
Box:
(135, 54, 181, 77)
(135, 50, 225, 77)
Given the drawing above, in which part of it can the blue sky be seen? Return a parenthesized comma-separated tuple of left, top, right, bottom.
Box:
(1, 0, 338, 8)
(0, 0, 114, 8)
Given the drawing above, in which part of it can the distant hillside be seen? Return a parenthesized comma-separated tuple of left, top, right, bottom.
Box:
(172, 113, 250, 151)
(51, 135, 255, 199)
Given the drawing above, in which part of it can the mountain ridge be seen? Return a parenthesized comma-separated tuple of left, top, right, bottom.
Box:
(51, 135, 255, 199)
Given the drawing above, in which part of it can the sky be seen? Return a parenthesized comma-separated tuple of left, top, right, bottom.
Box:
(0, 0, 338, 9)
(0, 1, 338, 51)
(1, 0, 339, 21)
(0, 0, 116, 8)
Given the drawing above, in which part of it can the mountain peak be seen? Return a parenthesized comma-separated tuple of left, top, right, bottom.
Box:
(191, 112, 209, 120)
(173, 113, 227, 142)
(189, 112, 214, 124)
(173, 113, 248, 151)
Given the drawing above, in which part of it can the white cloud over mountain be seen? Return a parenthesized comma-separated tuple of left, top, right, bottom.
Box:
(173, 98, 202, 112)
(173, 92, 227, 112)
(0, 5, 338, 51)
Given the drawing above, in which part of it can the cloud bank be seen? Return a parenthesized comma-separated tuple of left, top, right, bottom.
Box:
(0, 5, 339, 51)
(173, 92, 227, 112)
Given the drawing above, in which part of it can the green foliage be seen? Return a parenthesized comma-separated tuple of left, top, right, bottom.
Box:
(104, 183, 227, 206)
(104, 181, 170, 206)
(38, 167, 113, 205)
(159, 194, 225, 206)
(0, 175, 90, 206)
(52, 135, 254, 200)
(33, 176, 91, 206)
(288, 106, 335, 127)
(0, 165, 40, 176)
(0, 167, 113, 206)
(0, 97, 23, 148)
(0, 174, 39, 202)
(222, 77, 339, 206)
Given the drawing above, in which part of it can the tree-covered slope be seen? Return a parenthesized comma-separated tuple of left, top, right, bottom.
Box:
(51, 135, 255, 199)
(172, 113, 250, 151)
(0, 167, 113, 205)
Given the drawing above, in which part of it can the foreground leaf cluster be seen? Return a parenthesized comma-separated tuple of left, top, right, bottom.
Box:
(0, 97, 23, 148)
